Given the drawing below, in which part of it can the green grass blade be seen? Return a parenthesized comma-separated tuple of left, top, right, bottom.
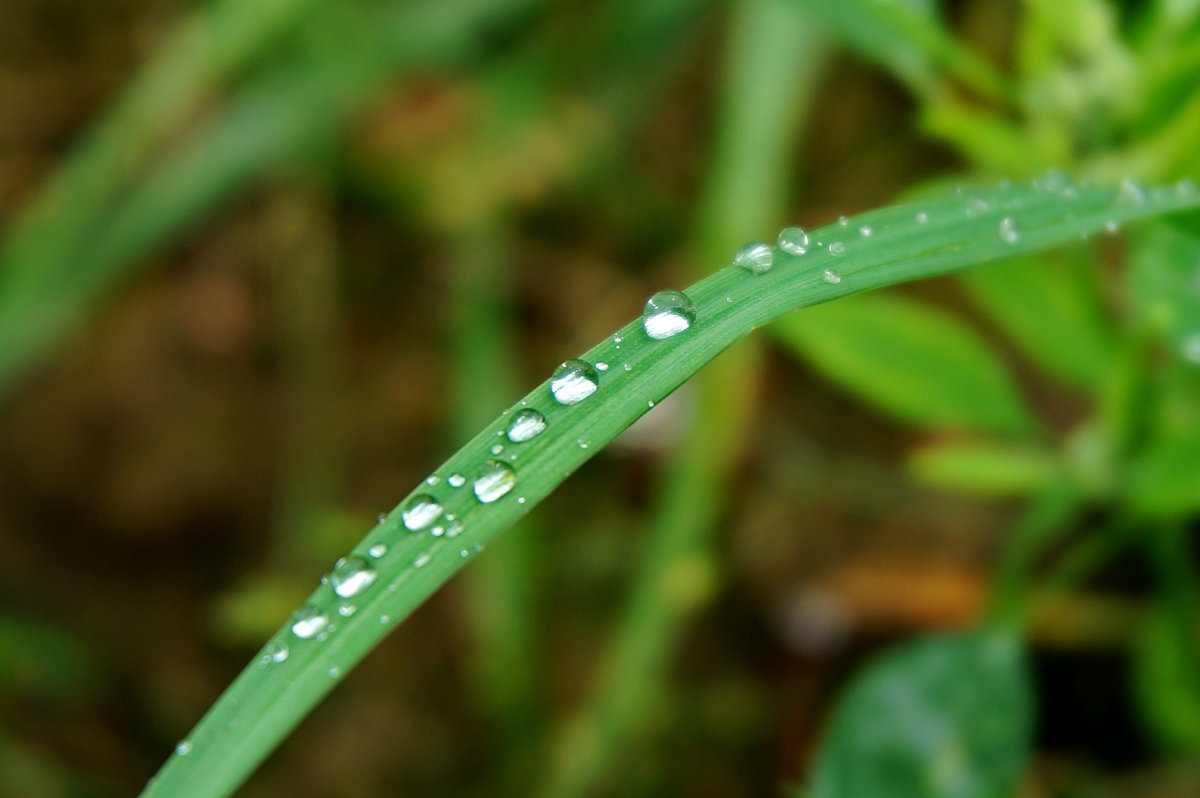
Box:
(140, 179, 1200, 797)
(774, 292, 1037, 435)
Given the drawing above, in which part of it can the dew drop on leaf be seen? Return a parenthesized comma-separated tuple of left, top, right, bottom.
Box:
(642, 290, 697, 339)
(998, 217, 1019, 244)
(474, 460, 517, 503)
(733, 241, 773, 274)
(777, 226, 810, 255)
(290, 604, 330, 639)
(507, 409, 547, 442)
(331, 556, 377, 598)
(822, 269, 842, 284)
(402, 494, 443, 531)
(550, 360, 599, 405)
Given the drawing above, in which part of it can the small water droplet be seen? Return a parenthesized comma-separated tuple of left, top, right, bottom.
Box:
(733, 241, 773, 274)
(613, 334, 623, 343)
(998, 217, 1020, 244)
(490, 443, 504, 455)
(517, 497, 526, 504)
(507, 409, 547, 442)
(379, 614, 392, 624)
(331, 556, 377, 598)
(265, 642, 289, 663)
(338, 604, 356, 617)
(377, 513, 387, 525)
(460, 549, 471, 559)
(828, 242, 845, 256)
(1105, 219, 1120, 234)
(965, 197, 990, 217)
(642, 290, 697, 339)
(175, 741, 193, 756)
(368, 543, 388, 558)
(445, 519, 464, 538)
(623, 363, 632, 371)
(425, 475, 441, 486)
(777, 226, 810, 255)
(448, 473, 466, 487)
(402, 494, 443, 531)
(578, 439, 589, 449)
(822, 269, 842, 284)
(838, 215, 849, 226)
(474, 460, 516, 503)
(915, 211, 929, 223)
(431, 525, 445, 537)
(550, 360, 599, 405)
(413, 552, 433, 568)
(291, 604, 330, 639)
(647, 399, 655, 408)
(328, 666, 341, 678)
(1119, 178, 1146, 204)
(858, 225, 873, 237)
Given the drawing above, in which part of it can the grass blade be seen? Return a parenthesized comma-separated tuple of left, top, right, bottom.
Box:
(140, 179, 1200, 797)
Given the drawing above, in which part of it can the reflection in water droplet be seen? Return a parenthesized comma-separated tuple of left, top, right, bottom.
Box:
(858, 226, 873, 237)
(490, 444, 504, 455)
(402, 494, 443, 531)
(777, 226, 810, 255)
(596, 361, 609, 371)
(507, 409, 547, 442)
(1119, 178, 1146, 204)
(264, 642, 289, 663)
(176, 742, 193, 756)
(328, 666, 341, 678)
(642, 290, 697, 339)
(368, 543, 388, 558)
(291, 604, 330, 639)
(474, 460, 517, 503)
(331, 556, 377, 598)
(915, 211, 929, 223)
(445, 519, 464, 538)
(448, 473, 466, 488)
(733, 241, 773, 274)
(838, 215, 849, 226)
(828, 242, 845, 256)
(822, 269, 842, 284)
(414, 552, 433, 568)
(998, 217, 1020, 244)
(550, 360, 600, 405)
(425, 475, 440, 486)
(338, 604, 356, 617)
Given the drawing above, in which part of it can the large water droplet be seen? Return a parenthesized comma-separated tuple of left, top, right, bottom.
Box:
(550, 360, 599, 405)
(777, 226, 810, 255)
(733, 241, 773, 274)
(474, 460, 516, 503)
(402, 494, 443, 531)
(642, 290, 697, 339)
(291, 604, 330, 639)
(998, 217, 1019, 244)
(331, 556, 377, 598)
(507, 409, 547, 442)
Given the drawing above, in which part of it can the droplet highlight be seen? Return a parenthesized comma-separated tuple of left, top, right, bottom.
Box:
(291, 604, 330, 639)
(507, 409, 547, 442)
(330, 556, 377, 598)
(777, 226, 810, 255)
(550, 360, 599, 405)
(402, 494, 443, 531)
(474, 460, 517, 503)
(733, 241, 773, 274)
(642, 290, 697, 339)
(822, 269, 842, 285)
(998, 217, 1020, 244)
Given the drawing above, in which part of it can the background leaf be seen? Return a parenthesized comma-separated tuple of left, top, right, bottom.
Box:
(774, 292, 1036, 435)
(808, 629, 1033, 798)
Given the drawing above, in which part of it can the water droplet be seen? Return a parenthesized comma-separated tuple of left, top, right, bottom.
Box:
(460, 549, 471, 559)
(490, 443, 504, 455)
(623, 363, 632, 371)
(448, 473, 466, 488)
(402, 494, 443, 531)
(328, 666, 341, 678)
(377, 513, 387, 525)
(1105, 219, 1120, 234)
(264, 642, 289, 663)
(577, 439, 589, 449)
(425, 475, 441, 486)
(915, 211, 929, 223)
(368, 543, 388, 558)
(828, 242, 845, 256)
(506, 409, 547, 442)
(965, 197, 990, 217)
(777, 226, 810, 255)
(550, 360, 599, 405)
(175, 742, 193, 756)
(430, 524, 445, 537)
(291, 604, 330, 639)
(1119, 178, 1146, 204)
(445, 519, 464, 538)
(338, 604, 356, 617)
(379, 614, 392, 624)
(331, 556, 376, 598)
(733, 241, 773, 274)
(822, 269, 842, 284)
(858, 226, 873, 237)
(647, 399, 655, 408)
(413, 552, 433, 568)
(613, 334, 623, 343)
(517, 497, 526, 504)
(838, 215, 849, 226)
(998, 217, 1019, 244)
(642, 290, 697, 339)
(474, 460, 516, 503)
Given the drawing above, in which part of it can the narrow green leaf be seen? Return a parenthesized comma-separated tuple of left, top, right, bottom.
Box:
(1126, 432, 1200, 516)
(959, 248, 1115, 391)
(909, 441, 1061, 497)
(774, 292, 1036, 435)
(808, 629, 1032, 798)
(142, 180, 1200, 798)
